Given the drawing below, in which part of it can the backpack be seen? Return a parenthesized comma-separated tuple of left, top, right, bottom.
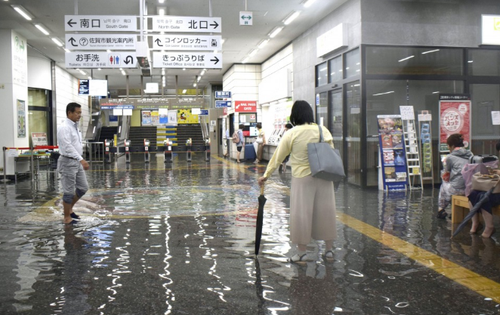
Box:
(232, 131, 240, 144)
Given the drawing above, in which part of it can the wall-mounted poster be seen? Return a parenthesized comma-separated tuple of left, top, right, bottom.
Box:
(142, 110, 152, 125)
(377, 115, 408, 191)
(17, 99, 26, 138)
(177, 109, 199, 124)
(439, 95, 470, 152)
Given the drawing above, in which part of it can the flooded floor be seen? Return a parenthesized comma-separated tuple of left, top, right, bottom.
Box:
(1, 153, 500, 314)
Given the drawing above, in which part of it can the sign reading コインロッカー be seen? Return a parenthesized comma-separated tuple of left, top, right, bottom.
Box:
(64, 15, 137, 31)
(152, 35, 222, 51)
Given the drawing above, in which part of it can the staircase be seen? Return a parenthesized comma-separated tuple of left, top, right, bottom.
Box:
(176, 124, 205, 151)
(128, 126, 158, 152)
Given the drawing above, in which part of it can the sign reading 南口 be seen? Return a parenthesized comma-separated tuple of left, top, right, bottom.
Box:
(64, 15, 137, 31)
(235, 101, 257, 113)
(152, 16, 221, 33)
(152, 51, 222, 69)
(65, 52, 137, 68)
(65, 34, 136, 50)
(152, 35, 222, 51)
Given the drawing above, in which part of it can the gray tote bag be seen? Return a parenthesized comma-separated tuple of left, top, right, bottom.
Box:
(307, 125, 346, 182)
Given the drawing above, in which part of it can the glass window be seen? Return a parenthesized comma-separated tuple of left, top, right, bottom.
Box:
(345, 48, 360, 78)
(316, 92, 328, 127)
(366, 47, 463, 75)
(469, 50, 500, 76)
(366, 80, 464, 137)
(316, 62, 328, 87)
(28, 89, 48, 107)
(329, 56, 342, 83)
(345, 81, 361, 185)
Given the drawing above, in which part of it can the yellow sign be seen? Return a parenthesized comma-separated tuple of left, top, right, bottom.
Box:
(177, 109, 199, 124)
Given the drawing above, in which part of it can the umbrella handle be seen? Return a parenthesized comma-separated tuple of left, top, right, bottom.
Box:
(260, 185, 264, 195)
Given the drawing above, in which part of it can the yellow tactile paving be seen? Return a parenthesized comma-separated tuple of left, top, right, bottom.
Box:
(336, 212, 500, 303)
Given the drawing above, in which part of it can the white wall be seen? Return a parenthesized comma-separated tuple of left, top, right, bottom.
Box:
(223, 63, 261, 119)
(55, 66, 89, 144)
(28, 57, 52, 90)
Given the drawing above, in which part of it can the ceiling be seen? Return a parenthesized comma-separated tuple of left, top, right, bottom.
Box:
(0, 0, 348, 96)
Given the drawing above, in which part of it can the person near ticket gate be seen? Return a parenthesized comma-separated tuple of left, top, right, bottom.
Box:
(57, 102, 89, 224)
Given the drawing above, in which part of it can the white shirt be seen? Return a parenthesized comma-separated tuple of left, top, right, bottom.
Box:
(57, 118, 83, 161)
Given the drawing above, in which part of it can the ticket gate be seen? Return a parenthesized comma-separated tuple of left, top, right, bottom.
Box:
(204, 138, 210, 162)
(164, 139, 173, 163)
(124, 139, 131, 163)
(144, 139, 150, 163)
(104, 139, 112, 163)
(186, 138, 192, 162)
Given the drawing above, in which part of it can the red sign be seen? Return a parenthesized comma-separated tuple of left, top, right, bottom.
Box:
(235, 101, 257, 113)
(439, 100, 471, 152)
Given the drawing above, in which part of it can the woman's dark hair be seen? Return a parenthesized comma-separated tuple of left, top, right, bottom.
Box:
(256, 122, 262, 129)
(239, 124, 244, 129)
(446, 133, 464, 148)
(290, 100, 314, 126)
(285, 123, 293, 129)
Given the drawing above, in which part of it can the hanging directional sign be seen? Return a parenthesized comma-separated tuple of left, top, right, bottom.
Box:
(151, 16, 221, 33)
(152, 51, 222, 69)
(64, 15, 137, 32)
(239, 11, 253, 26)
(65, 34, 136, 50)
(152, 35, 222, 51)
(65, 52, 137, 68)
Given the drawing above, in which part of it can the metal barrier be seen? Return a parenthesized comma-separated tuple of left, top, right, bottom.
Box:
(124, 139, 131, 163)
(164, 139, 173, 163)
(204, 138, 210, 161)
(86, 141, 105, 162)
(144, 139, 150, 163)
(186, 138, 192, 162)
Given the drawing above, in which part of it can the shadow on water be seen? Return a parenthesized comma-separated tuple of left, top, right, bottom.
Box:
(0, 155, 500, 314)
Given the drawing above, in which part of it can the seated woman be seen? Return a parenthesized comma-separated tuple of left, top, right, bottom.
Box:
(437, 133, 473, 219)
(468, 140, 500, 238)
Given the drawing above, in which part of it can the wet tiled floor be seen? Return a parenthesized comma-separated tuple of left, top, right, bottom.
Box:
(1, 153, 500, 314)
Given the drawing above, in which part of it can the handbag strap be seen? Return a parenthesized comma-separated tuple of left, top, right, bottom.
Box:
(317, 125, 324, 143)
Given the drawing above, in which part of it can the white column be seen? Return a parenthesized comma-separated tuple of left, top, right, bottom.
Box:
(0, 30, 29, 175)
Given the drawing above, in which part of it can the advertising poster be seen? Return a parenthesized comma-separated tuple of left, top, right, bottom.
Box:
(142, 111, 152, 125)
(177, 109, 199, 124)
(168, 110, 178, 125)
(151, 111, 159, 125)
(17, 99, 26, 138)
(439, 95, 470, 152)
(377, 115, 408, 191)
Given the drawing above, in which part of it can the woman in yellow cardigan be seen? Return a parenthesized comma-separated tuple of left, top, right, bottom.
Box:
(258, 100, 337, 263)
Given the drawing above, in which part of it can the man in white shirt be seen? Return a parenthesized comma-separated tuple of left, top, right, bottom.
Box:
(57, 103, 89, 224)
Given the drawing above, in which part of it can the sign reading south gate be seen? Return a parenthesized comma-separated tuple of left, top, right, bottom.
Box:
(64, 15, 137, 32)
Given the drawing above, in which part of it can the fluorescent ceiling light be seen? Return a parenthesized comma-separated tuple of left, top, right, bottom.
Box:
(249, 49, 258, 57)
(398, 55, 414, 62)
(11, 5, 32, 21)
(182, 89, 187, 94)
(107, 49, 112, 53)
(193, 83, 197, 87)
(372, 91, 394, 97)
(258, 39, 269, 49)
(432, 91, 440, 94)
(158, 0, 165, 3)
(121, 70, 127, 76)
(200, 69, 206, 76)
(468, 60, 473, 63)
(34, 23, 50, 35)
(197, 76, 201, 82)
(269, 27, 283, 38)
(63, 48, 70, 53)
(303, 0, 317, 8)
(51, 38, 63, 47)
(421, 49, 440, 55)
(221, 38, 226, 45)
(283, 11, 300, 25)
(158, 7, 165, 16)
(242, 57, 249, 63)
(79, 70, 86, 75)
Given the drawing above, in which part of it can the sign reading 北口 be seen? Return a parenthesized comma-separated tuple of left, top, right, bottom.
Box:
(65, 34, 136, 50)
(64, 15, 137, 31)
(152, 52, 222, 69)
(152, 16, 221, 33)
(65, 52, 137, 68)
(152, 35, 222, 51)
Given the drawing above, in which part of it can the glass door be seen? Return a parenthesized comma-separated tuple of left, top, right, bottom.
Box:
(345, 81, 362, 186)
(329, 89, 343, 156)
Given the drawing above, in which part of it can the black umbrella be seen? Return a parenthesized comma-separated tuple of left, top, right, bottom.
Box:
(255, 185, 266, 255)
(452, 180, 500, 238)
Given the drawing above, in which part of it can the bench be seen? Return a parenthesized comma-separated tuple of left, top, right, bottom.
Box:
(451, 195, 500, 225)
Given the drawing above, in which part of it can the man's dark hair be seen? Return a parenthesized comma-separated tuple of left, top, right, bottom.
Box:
(290, 100, 314, 126)
(66, 102, 81, 116)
